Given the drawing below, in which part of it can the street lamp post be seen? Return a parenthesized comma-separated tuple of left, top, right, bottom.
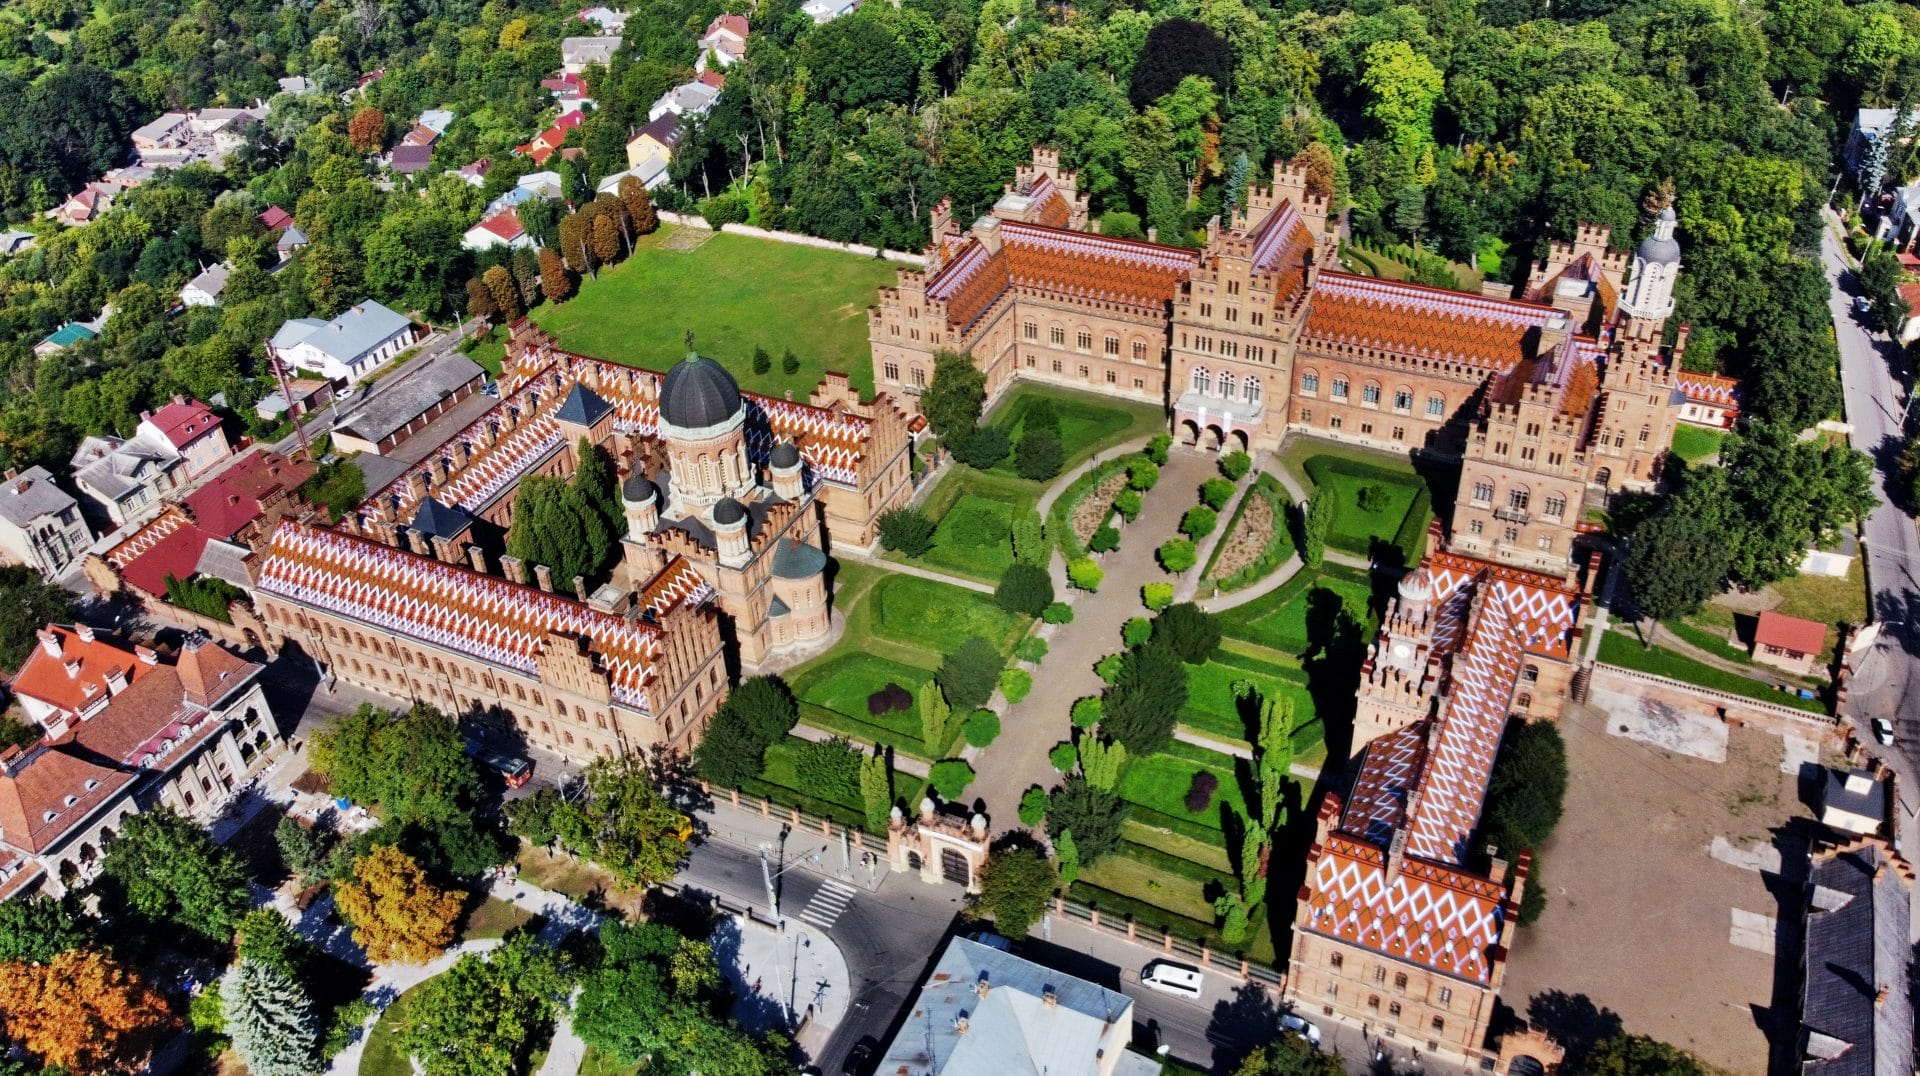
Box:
(757, 830, 828, 921)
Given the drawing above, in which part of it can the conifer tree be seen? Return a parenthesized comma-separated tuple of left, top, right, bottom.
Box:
(221, 958, 320, 1076)
(859, 752, 892, 831)
(538, 248, 573, 304)
(919, 684, 952, 757)
(1055, 829, 1080, 885)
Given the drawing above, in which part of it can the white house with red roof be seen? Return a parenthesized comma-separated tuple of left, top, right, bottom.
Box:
(71, 396, 234, 528)
(697, 14, 749, 70)
(139, 397, 231, 479)
(0, 625, 281, 899)
(1752, 610, 1829, 677)
(463, 208, 534, 252)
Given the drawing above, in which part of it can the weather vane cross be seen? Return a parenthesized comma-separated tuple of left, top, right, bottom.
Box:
(685, 329, 695, 352)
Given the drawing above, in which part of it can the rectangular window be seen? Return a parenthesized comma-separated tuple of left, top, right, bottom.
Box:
(1104, 336, 1119, 355)
(1363, 384, 1381, 405)
(1076, 329, 1092, 352)
(1438, 988, 1453, 1005)
(1133, 377, 1144, 389)
(1051, 360, 1062, 373)
(1427, 396, 1445, 416)
(1024, 322, 1038, 340)
(1330, 416, 1342, 429)
(1078, 365, 1089, 379)
(1392, 427, 1405, 441)
(1394, 973, 1408, 990)
(1361, 422, 1373, 436)
(883, 361, 899, 381)
(1105, 370, 1116, 383)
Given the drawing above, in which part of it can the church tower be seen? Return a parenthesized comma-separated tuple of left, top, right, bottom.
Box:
(1352, 570, 1443, 755)
(657, 347, 753, 512)
(1588, 207, 1685, 493)
(1616, 207, 1680, 327)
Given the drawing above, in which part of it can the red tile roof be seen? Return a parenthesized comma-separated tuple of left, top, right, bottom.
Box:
(1755, 610, 1827, 656)
(923, 222, 1196, 332)
(0, 744, 133, 854)
(142, 398, 221, 450)
(706, 13, 749, 38)
(473, 209, 525, 242)
(103, 450, 312, 598)
(259, 206, 294, 231)
(697, 68, 726, 90)
(1304, 272, 1566, 370)
(10, 625, 159, 718)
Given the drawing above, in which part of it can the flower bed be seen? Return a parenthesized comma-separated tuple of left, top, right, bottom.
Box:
(1071, 471, 1129, 547)
(1204, 473, 1292, 591)
(1048, 455, 1139, 560)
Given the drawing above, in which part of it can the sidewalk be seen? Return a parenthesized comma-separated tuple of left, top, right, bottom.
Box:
(693, 791, 890, 893)
(835, 548, 993, 594)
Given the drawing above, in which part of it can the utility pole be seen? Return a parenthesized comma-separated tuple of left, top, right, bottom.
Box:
(757, 832, 829, 921)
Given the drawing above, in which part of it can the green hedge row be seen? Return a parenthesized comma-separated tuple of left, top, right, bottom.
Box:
(1048, 454, 1138, 561)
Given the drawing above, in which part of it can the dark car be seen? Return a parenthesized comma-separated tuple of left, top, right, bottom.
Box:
(841, 1040, 875, 1076)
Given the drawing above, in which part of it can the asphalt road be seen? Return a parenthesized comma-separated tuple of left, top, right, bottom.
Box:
(1819, 222, 1920, 754)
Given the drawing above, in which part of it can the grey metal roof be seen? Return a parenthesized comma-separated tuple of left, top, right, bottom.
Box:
(770, 441, 800, 469)
(771, 538, 826, 579)
(271, 301, 412, 366)
(1822, 770, 1886, 827)
(333, 351, 485, 444)
(410, 496, 472, 540)
(659, 353, 741, 429)
(767, 596, 789, 617)
(185, 262, 230, 299)
(71, 436, 171, 500)
(192, 539, 254, 590)
(621, 471, 657, 504)
(0, 467, 77, 527)
(713, 496, 746, 526)
(877, 938, 1141, 1076)
(277, 224, 308, 251)
(555, 383, 612, 427)
(1801, 841, 1914, 1075)
(1637, 207, 1681, 266)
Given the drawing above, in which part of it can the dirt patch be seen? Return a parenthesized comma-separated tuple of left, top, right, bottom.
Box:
(1211, 489, 1277, 580)
(1070, 472, 1128, 544)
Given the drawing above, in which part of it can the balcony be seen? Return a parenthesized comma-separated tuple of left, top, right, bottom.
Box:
(1493, 506, 1531, 524)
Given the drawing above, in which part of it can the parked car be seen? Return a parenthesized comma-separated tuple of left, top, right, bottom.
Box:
(840, 1039, 875, 1076)
(1855, 295, 1874, 316)
(967, 930, 1011, 951)
(1873, 717, 1896, 746)
(1139, 961, 1204, 999)
(1279, 1012, 1323, 1047)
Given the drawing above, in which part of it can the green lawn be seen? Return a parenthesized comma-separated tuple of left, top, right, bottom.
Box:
(1301, 455, 1429, 556)
(1772, 556, 1869, 633)
(896, 468, 1043, 583)
(459, 327, 507, 378)
(1598, 629, 1827, 713)
(985, 384, 1164, 477)
(872, 571, 1025, 651)
(1670, 424, 1726, 465)
(791, 652, 936, 725)
(460, 896, 534, 941)
(1115, 749, 1249, 833)
(359, 983, 428, 1076)
(1180, 657, 1326, 765)
(579, 1047, 643, 1076)
(529, 224, 898, 399)
(1217, 564, 1378, 655)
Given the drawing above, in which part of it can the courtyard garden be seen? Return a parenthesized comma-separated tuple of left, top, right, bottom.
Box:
(1670, 423, 1727, 465)
(1200, 471, 1293, 592)
(529, 224, 900, 399)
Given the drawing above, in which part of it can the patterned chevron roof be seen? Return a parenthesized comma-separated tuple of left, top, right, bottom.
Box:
(362, 337, 882, 526)
(923, 220, 1197, 330)
(1676, 370, 1740, 409)
(1304, 835, 1508, 985)
(252, 522, 694, 712)
(1306, 551, 1578, 983)
(1304, 272, 1568, 371)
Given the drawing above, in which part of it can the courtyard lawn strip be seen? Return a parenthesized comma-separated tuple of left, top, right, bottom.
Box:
(1115, 746, 1249, 832)
(1597, 629, 1828, 713)
(1066, 874, 1277, 963)
(892, 468, 1043, 584)
(1301, 455, 1429, 557)
(1216, 563, 1379, 654)
(1669, 424, 1726, 464)
(984, 384, 1165, 477)
(528, 224, 898, 399)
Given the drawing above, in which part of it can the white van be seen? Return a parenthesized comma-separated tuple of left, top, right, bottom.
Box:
(1139, 961, 1204, 999)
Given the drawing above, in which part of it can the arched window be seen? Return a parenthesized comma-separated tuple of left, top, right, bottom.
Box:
(1638, 424, 1652, 442)
(1393, 389, 1413, 412)
(1132, 339, 1148, 361)
(1104, 334, 1119, 356)
(1362, 382, 1381, 405)
(1300, 371, 1320, 394)
(1331, 377, 1349, 400)
(1218, 371, 1236, 399)
(1594, 467, 1612, 485)
(1426, 395, 1446, 417)
(1049, 325, 1065, 346)
(1472, 480, 1493, 504)
(1543, 495, 1566, 519)
(1023, 321, 1037, 340)
(1523, 664, 1540, 683)
(1244, 377, 1261, 404)
(1192, 367, 1211, 394)
(1515, 694, 1533, 711)
(1076, 328, 1092, 352)
(1508, 487, 1530, 511)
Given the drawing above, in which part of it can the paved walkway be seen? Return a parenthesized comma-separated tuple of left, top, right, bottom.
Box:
(1169, 724, 1324, 781)
(1036, 436, 1155, 517)
(835, 549, 994, 594)
(971, 449, 1219, 827)
(1179, 468, 1253, 603)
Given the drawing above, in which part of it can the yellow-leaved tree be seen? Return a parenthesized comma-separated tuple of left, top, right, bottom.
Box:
(333, 845, 465, 964)
(0, 947, 175, 1073)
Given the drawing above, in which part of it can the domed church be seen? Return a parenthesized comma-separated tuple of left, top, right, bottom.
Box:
(616, 348, 832, 667)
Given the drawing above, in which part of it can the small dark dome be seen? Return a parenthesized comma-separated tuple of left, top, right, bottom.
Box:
(713, 496, 747, 526)
(770, 441, 800, 469)
(1636, 207, 1681, 266)
(621, 471, 657, 504)
(659, 352, 742, 430)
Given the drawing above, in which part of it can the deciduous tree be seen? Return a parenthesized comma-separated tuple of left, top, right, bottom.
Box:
(920, 350, 986, 437)
(0, 896, 85, 963)
(0, 947, 173, 1074)
(402, 934, 571, 1076)
(970, 845, 1055, 939)
(332, 845, 464, 965)
(537, 248, 573, 304)
(482, 265, 520, 321)
(98, 809, 250, 943)
(347, 106, 386, 153)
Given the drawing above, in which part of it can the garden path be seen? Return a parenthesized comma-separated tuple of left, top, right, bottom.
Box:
(1178, 471, 1255, 603)
(835, 549, 995, 595)
(970, 449, 1218, 830)
(1169, 724, 1324, 782)
(1623, 617, 1773, 682)
(1034, 435, 1155, 517)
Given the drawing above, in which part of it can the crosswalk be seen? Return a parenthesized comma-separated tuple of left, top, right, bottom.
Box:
(795, 878, 858, 930)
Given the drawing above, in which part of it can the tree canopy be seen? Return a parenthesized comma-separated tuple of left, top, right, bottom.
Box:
(97, 808, 251, 944)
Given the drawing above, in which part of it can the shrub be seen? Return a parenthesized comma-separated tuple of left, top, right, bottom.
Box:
(866, 682, 914, 715)
(1094, 653, 1126, 684)
(1145, 434, 1172, 465)
(1183, 770, 1219, 813)
(1070, 696, 1103, 729)
(1100, 211, 1144, 239)
(1113, 488, 1143, 522)
(1218, 451, 1252, 480)
(793, 737, 863, 804)
(1049, 741, 1078, 772)
(877, 507, 936, 557)
(699, 190, 749, 228)
(1142, 582, 1174, 610)
(1024, 398, 1062, 438)
(1015, 430, 1065, 481)
(1356, 484, 1390, 512)
(752, 347, 772, 374)
(1042, 602, 1074, 624)
(963, 709, 1002, 747)
(1157, 538, 1197, 573)
(1199, 478, 1236, 510)
(1128, 457, 1160, 491)
(1067, 557, 1104, 591)
(1012, 512, 1050, 566)
(952, 425, 1011, 469)
(1122, 617, 1153, 648)
(995, 562, 1055, 617)
(1154, 602, 1223, 664)
(1179, 505, 1218, 539)
(1018, 785, 1050, 826)
(781, 349, 800, 375)
(1000, 668, 1033, 703)
(1014, 636, 1049, 663)
(929, 760, 976, 801)
(937, 636, 1003, 711)
(1087, 525, 1120, 554)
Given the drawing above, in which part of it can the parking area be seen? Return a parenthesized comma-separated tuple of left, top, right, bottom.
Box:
(1499, 698, 1821, 1073)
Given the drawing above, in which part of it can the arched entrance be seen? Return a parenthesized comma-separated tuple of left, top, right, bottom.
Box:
(1229, 429, 1249, 453)
(1509, 1057, 1545, 1076)
(940, 848, 970, 886)
(1204, 426, 1226, 451)
(1179, 419, 1201, 446)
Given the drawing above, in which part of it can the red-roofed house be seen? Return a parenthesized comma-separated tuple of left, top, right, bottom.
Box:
(1753, 610, 1829, 676)
(0, 629, 281, 898)
(697, 68, 726, 90)
(697, 14, 749, 70)
(259, 206, 294, 232)
(518, 110, 585, 166)
(1675, 371, 1741, 429)
(463, 208, 533, 252)
(138, 396, 231, 478)
(1898, 282, 1920, 345)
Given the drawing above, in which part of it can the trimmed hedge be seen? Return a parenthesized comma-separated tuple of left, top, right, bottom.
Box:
(1048, 454, 1140, 561)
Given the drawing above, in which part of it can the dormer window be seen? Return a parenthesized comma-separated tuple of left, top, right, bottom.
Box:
(63, 795, 77, 807)
(42, 811, 56, 822)
(84, 779, 99, 791)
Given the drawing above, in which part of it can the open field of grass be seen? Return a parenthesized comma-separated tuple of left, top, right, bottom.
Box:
(1670, 424, 1726, 464)
(1301, 454, 1429, 556)
(1598, 629, 1827, 713)
(1116, 748, 1249, 833)
(1772, 556, 1869, 637)
(529, 224, 898, 399)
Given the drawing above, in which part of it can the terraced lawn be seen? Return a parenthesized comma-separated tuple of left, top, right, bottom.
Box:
(985, 384, 1165, 477)
(1180, 657, 1325, 764)
(1216, 563, 1379, 655)
(790, 652, 936, 724)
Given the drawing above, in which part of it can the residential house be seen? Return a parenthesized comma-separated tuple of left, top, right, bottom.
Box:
(517, 170, 567, 201)
(626, 113, 686, 172)
(450, 159, 493, 187)
(180, 263, 231, 308)
(129, 105, 268, 171)
(389, 144, 435, 176)
(1883, 183, 1920, 251)
(1798, 837, 1913, 1075)
(331, 351, 487, 456)
(875, 938, 1161, 1076)
(0, 626, 283, 900)
(342, 69, 386, 104)
(253, 378, 332, 422)
(540, 73, 593, 111)
(52, 185, 112, 227)
(1819, 769, 1887, 837)
(1900, 282, 1920, 345)
(0, 467, 92, 578)
(1752, 610, 1828, 677)
(414, 109, 454, 140)
(462, 209, 534, 253)
(800, 0, 860, 23)
(697, 14, 749, 70)
(33, 322, 97, 358)
(277, 76, 315, 96)
(1675, 371, 1740, 429)
(0, 230, 36, 257)
(561, 37, 620, 74)
(267, 300, 418, 384)
(577, 6, 629, 34)
(258, 206, 294, 232)
(597, 161, 668, 194)
(1845, 108, 1917, 177)
(275, 224, 309, 261)
(138, 398, 231, 479)
(519, 111, 585, 167)
(70, 397, 231, 526)
(648, 80, 720, 123)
